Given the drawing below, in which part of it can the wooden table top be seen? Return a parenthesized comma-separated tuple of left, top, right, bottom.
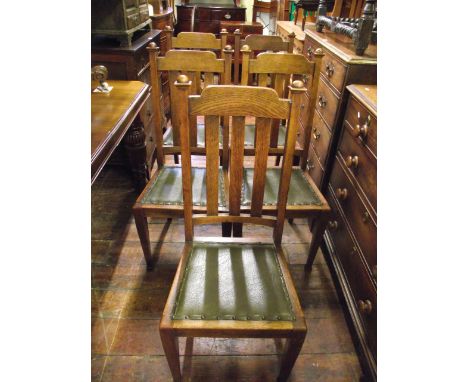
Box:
(91, 80, 149, 179)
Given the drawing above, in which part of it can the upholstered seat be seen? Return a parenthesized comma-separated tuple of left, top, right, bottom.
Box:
(172, 243, 295, 321)
(242, 167, 323, 206)
(244, 123, 287, 147)
(141, 166, 226, 207)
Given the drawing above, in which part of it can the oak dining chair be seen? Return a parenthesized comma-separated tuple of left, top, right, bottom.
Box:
(159, 75, 309, 381)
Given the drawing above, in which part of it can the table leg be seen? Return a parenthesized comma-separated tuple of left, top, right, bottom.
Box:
(125, 121, 149, 192)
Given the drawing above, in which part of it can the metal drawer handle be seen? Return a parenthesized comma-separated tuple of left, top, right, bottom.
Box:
(358, 299, 373, 315)
(300, 103, 305, 110)
(224, 13, 231, 19)
(336, 187, 348, 200)
(325, 62, 334, 77)
(353, 113, 370, 139)
(345, 155, 359, 168)
(328, 220, 339, 230)
(312, 127, 321, 140)
(307, 47, 313, 58)
(302, 74, 308, 85)
(362, 211, 370, 224)
(148, 136, 154, 142)
(318, 95, 327, 108)
(306, 158, 314, 171)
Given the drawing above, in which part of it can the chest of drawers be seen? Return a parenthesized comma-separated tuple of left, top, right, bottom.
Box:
(302, 27, 376, 192)
(175, 4, 246, 34)
(91, 30, 163, 171)
(325, 84, 377, 381)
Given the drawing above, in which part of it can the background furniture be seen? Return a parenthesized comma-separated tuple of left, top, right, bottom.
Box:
(301, 26, 376, 192)
(276, 20, 306, 54)
(150, 7, 174, 47)
(320, 84, 376, 381)
(219, 21, 263, 45)
(91, 0, 152, 46)
(91, 80, 151, 190)
(92, 29, 166, 170)
(159, 78, 310, 381)
(175, 4, 246, 34)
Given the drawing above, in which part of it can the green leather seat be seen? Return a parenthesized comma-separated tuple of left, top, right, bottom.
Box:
(244, 123, 287, 147)
(241, 168, 322, 206)
(172, 243, 295, 321)
(141, 167, 226, 206)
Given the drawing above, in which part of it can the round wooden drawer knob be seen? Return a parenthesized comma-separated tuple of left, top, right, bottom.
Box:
(372, 265, 377, 279)
(358, 299, 373, 315)
(336, 188, 348, 200)
(345, 155, 359, 168)
(352, 121, 369, 138)
(327, 220, 338, 230)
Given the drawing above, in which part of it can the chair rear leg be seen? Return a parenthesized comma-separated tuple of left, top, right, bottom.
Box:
(160, 330, 182, 382)
(133, 208, 153, 270)
(277, 333, 306, 382)
(173, 154, 179, 164)
(305, 216, 327, 271)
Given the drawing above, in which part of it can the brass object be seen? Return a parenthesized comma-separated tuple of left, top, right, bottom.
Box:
(357, 299, 373, 314)
(335, 187, 348, 200)
(312, 127, 321, 140)
(345, 155, 359, 168)
(325, 62, 334, 77)
(362, 211, 370, 223)
(91, 65, 111, 93)
(306, 158, 314, 171)
(318, 95, 327, 108)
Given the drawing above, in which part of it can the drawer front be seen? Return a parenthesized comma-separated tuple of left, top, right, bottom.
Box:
(303, 35, 321, 61)
(139, 4, 149, 22)
(310, 109, 331, 168)
(296, 123, 305, 149)
(211, 9, 245, 21)
(306, 144, 324, 186)
(243, 25, 263, 35)
(321, 51, 347, 94)
(126, 12, 140, 29)
(299, 93, 310, 128)
(326, 188, 377, 356)
(344, 95, 377, 157)
(329, 157, 377, 279)
(293, 39, 304, 55)
(316, 78, 340, 129)
(338, 124, 377, 210)
(198, 21, 219, 34)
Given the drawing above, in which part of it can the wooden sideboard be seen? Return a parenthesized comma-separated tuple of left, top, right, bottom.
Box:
(275, 21, 377, 380)
(91, 30, 166, 170)
(325, 84, 377, 381)
(175, 4, 246, 34)
(219, 21, 263, 45)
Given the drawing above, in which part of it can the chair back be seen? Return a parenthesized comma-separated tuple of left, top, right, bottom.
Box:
(233, 32, 295, 84)
(163, 26, 228, 54)
(147, 43, 233, 167)
(240, 50, 324, 166)
(174, 77, 307, 244)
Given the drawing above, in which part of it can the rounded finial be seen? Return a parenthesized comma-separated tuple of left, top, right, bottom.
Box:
(224, 44, 233, 51)
(177, 74, 190, 84)
(234, 29, 241, 33)
(148, 42, 156, 48)
(221, 28, 227, 33)
(241, 44, 250, 51)
(292, 80, 305, 89)
(164, 25, 172, 30)
(288, 31, 296, 38)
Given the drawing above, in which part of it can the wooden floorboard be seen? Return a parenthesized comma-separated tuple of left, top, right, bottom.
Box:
(91, 160, 363, 381)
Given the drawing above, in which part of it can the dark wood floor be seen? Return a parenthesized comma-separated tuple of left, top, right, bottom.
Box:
(91, 159, 363, 381)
